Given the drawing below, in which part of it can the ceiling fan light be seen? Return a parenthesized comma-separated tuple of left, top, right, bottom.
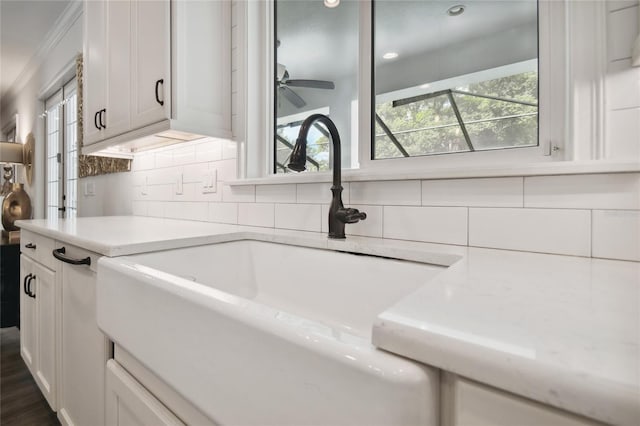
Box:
(447, 5, 465, 16)
(324, 0, 340, 8)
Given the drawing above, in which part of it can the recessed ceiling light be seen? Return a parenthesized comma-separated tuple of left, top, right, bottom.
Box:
(324, 0, 340, 8)
(420, 83, 431, 89)
(383, 52, 399, 60)
(447, 5, 465, 16)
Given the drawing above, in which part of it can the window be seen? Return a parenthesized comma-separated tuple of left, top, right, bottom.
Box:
(374, 62, 539, 159)
(243, 0, 565, 179)
(275, 107, 332, 173)
(45, 78, 78, 219)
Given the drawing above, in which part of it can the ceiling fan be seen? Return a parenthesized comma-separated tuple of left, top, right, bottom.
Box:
(277, 63, 335, 108)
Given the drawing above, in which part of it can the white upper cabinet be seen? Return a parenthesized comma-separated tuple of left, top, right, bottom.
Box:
(131, 0, 170, 131)
(83, 0, 106, 145)
(172, 0, 231, 138)
(82, 0, 231, 155)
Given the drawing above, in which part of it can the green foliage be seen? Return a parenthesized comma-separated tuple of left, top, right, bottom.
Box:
(375, 72, 539, 159)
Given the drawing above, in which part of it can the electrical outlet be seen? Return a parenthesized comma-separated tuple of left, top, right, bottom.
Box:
(84, 182, 96, 196)
(176, 173, 183, 195)
(141, 176, 148, 196)
(202, 170, 217, 193)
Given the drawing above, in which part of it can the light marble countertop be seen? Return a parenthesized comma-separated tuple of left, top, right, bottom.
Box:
(16, 216, 639, 425)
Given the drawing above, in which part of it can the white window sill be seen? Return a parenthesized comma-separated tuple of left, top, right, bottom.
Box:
(228, 160, 640, 186)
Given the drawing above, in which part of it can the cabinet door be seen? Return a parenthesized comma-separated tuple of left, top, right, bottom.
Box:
(172, 0, 231, 138)
(104, 0, 132, 140)
(57, 249, 109, 426)
(106, 360, 185, 426)
(32, 262, 57, 410)
(83, 0, 107, 146)
(19, 255, 36, 373)
(131, 0, 170, 130)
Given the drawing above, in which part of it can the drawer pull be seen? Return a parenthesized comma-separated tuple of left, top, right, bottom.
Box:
(27, 275, 36, 298)
(23, 273, 32, 295)
(25, 243, 36, 249)
(155, 79, 164, 106)
(53, 247, 91, 266)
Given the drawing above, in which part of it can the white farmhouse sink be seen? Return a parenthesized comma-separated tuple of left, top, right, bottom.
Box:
(97, 240, 443, 425)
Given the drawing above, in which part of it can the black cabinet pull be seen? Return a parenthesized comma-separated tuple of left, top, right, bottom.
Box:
(155, 79, 164, 106)
(27, 275, 36, 298)
(94, 111, 101, 130)
(52, 247, 91, 266)
(23, 273, 32, 295)
(25, 243, 36, 249)
(99, 109, 106, 129)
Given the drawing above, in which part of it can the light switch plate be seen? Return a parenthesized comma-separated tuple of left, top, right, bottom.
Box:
(84, 182, 96, 196)
(176, 173, 183, 195)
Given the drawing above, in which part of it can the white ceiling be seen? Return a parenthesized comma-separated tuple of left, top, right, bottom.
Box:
(0, 0, 71, 99)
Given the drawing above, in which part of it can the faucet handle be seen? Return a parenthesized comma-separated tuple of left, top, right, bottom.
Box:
(337, 207, 367, 224)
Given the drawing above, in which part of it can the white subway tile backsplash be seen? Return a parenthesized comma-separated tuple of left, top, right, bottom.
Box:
(208, 202, 238, 224)
(165, 202, 208, 222)
(238, 203, 275, 227)
(592, 210, 640, 261)
(296, 183, 350, 204)
(147, 184, 174, 201)
(132, 153, 154, 171)
(222, 140, 238, 159)
(222, 184, 255, 203)
(195, 139, 222, 162)
(525, 173, 640, 209)
(422, 177, 523, 207)
(256, 184, 297, 203)
(213, 159, 238, 182)
(607, 6, 638, 61)
(383, 206, 468, 245)
(172, 145, 196, 165)
(469, 208, 591, 256)
(182, 163, 208, 183)
(348, 205, 383, 238)
(274, 204, 322, 232)
(606, 108, 640, 160)
(154, 150, 173, 168)
(606, 59, 640, 110)
(350, 181, 421, 206)
(132, 201, 148, 216)
(146, 201, 165, 218)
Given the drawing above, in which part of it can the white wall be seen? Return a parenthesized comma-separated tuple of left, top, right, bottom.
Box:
(1, 9, 83, 219)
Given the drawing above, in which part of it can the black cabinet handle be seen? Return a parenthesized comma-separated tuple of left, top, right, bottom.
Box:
(25, 243, 36, 249)
(94, 111, 101, 130)
(23, 273, 32, 295)
(27, 275, 36, 298)
(99, 109, 106, 129)
(155, 79, 164, 106)
(53, 247, 91, 266)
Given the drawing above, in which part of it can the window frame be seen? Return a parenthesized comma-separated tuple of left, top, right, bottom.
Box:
(242, 0, 574, 181)
(44, 77, 78, 220)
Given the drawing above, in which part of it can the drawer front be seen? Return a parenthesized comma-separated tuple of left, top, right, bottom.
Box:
(21, 230, 56, 270)
(445, 375, 602, 426)
(106, 360, 185, 426)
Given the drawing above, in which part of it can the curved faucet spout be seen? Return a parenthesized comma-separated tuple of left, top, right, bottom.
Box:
(287, 114, 366, 239)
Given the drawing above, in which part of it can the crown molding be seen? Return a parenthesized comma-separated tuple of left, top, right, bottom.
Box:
(1, 0, 83, 104)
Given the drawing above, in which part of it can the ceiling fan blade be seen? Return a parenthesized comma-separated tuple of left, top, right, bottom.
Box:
(280, 86, 306, 108)
(285, 79, 335, 90)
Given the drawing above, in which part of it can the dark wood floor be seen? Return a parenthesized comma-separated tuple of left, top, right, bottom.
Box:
(0, 327, 59, 426)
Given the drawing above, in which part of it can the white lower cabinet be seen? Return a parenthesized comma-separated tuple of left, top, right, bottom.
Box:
(56, 244, 110, 426)
(20, 252, 57, 410)
(106, 360, 184, 426)
(442, 374, 603, 426)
